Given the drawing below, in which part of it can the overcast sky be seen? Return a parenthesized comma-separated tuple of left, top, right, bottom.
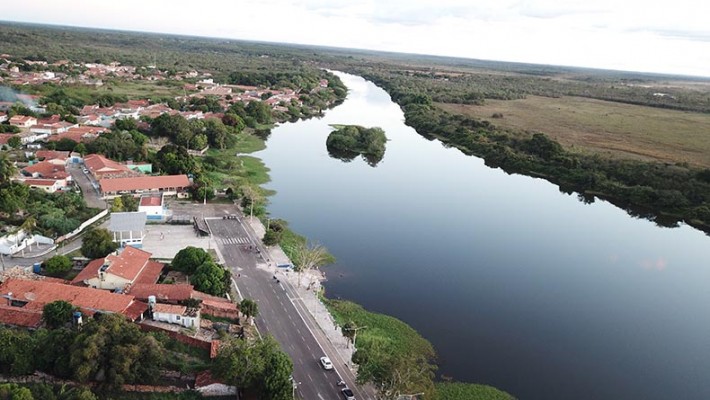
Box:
(4, 0, 710, 77)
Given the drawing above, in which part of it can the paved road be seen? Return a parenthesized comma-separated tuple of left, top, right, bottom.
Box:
(67, 163, 106, 209)
(206, 216, 374, 400)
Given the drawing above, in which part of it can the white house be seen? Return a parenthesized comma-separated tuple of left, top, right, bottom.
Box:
(138, 193, 168, 220)
(152, 303, 200, 328)
(22, 178, 67, 193)
(0, 229, 54, 256)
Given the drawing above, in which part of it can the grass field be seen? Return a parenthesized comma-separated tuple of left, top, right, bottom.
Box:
(438, 96, 710, 168)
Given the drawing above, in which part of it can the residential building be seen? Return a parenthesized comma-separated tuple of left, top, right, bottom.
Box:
(22, 160, 71, 181)
(21, 178, 68, 193)
(71, 245, 163, 290)
(127, 283, 194, 304)
(151, 303, 200, 328)
(0, 279, 148, 322)
(109, 212, 147, 248)
(138, 193, 168, 220)
(8, 115, 37, 127)
(0, 112, 7, 123)
(98, 175, 191, 198)
(84, 153, 137, 179)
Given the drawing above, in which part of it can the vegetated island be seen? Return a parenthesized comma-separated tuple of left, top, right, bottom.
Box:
(326, 124, 387, 166)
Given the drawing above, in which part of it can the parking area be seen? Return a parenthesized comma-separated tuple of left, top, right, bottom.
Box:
(141, 224, 217, 261)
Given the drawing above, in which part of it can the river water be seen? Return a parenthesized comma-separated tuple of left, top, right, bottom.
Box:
(254, 72, 710, 400)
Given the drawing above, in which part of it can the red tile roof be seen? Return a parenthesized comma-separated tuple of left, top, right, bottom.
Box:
(71, 258, 104, 285)
(0, 134, 15, 145)
(152, 303, 187, 315)
(128, 283, 193, 302)
(124, 301, 149, 321)
(0, 304, 43, 328)
(0, 279, 141, 317)
(139, 194, 163, 207)
(36, 150, 70, 160)
(99, 175, 191, 194)
(201, 298, 238, 312)
(71, 247, 159, 285)
(84, 154, 134, 178)
(133, 261, 164, 285)
(23, 161, 68, 179)
(103, 246, 151, 281)
(23, 178, 60, 187)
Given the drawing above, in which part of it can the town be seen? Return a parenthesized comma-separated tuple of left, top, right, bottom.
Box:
(0, 52, 363, 400)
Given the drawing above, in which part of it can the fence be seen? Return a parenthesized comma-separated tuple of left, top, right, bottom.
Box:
(56, 209, 109, 243)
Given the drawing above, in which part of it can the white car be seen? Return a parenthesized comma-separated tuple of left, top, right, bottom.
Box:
(341, 388, 356, 400)
(319, 356, 333, 370)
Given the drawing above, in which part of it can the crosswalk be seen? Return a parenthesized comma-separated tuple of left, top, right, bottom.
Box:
(219, 237, 251, 245)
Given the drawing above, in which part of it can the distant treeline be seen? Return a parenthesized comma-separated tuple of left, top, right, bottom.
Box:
(358, 72, 710, 233)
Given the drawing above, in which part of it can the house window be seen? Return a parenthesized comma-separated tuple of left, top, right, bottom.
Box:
(176, 315, 181, 320)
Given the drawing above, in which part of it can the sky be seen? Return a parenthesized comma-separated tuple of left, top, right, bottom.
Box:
(4, 0, 710, 77)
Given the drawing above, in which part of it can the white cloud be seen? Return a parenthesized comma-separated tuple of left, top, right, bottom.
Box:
(3, 0, 710, 76)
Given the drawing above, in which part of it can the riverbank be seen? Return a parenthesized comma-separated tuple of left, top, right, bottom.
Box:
(226, 93, 517, 399)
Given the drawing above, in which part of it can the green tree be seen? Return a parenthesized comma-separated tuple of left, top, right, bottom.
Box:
(0, 384, 34, 400)
(204, 118, 229, 149)
(44, 255, 72, 277)
(262, 345, 294, 400)
(239, 298, 259, 323)
(7, 135, 21, 149)
(119, 194, 138, 212)
(0, 153, 16, 182)
(213, 335, 293, 400)
(80, 228, 118, 259)
(42, 300, 75, 329)
(246, 101, 273, 125)
(191, 260, 227, 296)
(153, 144, 198, 175)
(171, 246, 211, 275)
(69, 313, 164, 386)
(74, 143, 87, 156)
(110, 196, 125, 212)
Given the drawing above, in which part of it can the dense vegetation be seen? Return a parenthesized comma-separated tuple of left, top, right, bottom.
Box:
(346, 71, 710, 233)
(212, 336, 293, 400)
(325, 299, 437, 399)
(434, 382, 515, 400)
(170, 246, 231, 296)
(0, 314, 164, 388)
(326, 125, 387, 166)
(0, 155, 99, 238)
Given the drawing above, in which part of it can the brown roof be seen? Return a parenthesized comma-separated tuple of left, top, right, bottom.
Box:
(71, 258, 104, 285)
(0, 279, 139, 316)
(84, 154, 133, 177)
(152, 303, 187, 315)
(71, 247, 157, 285)
(0, 134, 15, 145)
(124, 301, 149, 321)
(133, 261, 164, 285)
(128, 283, 193, 302)
(201, 298, 238, 312)
(36, 150, 70, 160)
(139, 194, 163, 207)
(23, 178, 61, 187)
(23, 161, 68, 179)
(99, 175, 190, 194)
(103, 246, 151, 281)
(0, 304, 43, 328)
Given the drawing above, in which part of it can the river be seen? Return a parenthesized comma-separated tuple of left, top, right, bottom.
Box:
(254, 72, 710, 400)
